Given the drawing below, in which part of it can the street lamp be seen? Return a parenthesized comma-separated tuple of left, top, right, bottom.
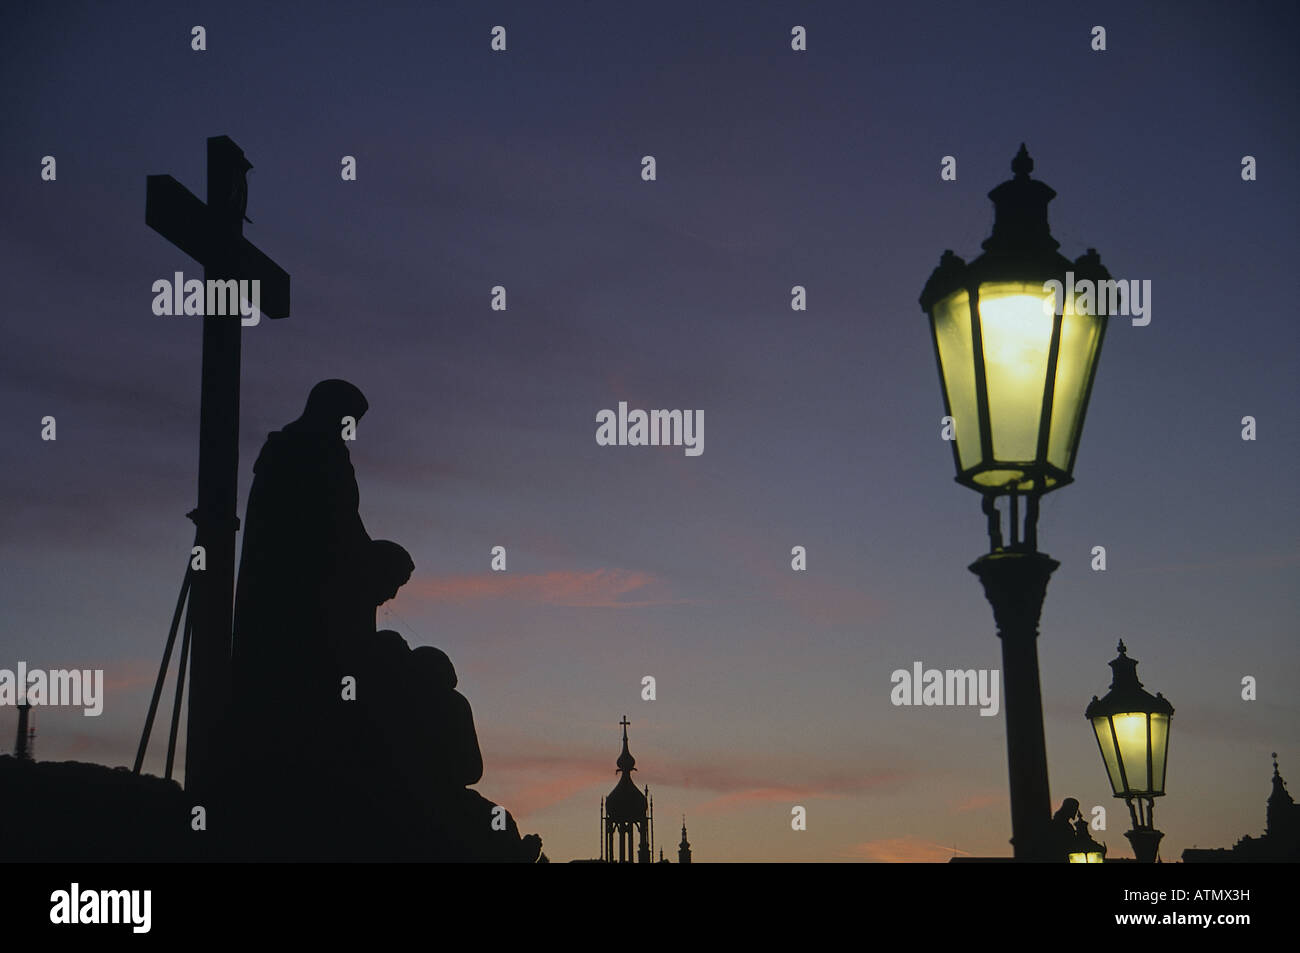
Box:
(1086, 641, 1174, 863)
(919, 145, 1112, 861)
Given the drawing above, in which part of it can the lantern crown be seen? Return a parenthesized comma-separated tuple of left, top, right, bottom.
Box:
(981, 144, 1060, 257)
(919, 146, 1112, 512)
(1085, 641, 1175, 719)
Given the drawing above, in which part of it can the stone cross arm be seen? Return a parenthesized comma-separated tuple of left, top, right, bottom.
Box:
(146, 173, 290, 319)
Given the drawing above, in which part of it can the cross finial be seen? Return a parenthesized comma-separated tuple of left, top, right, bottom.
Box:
(615, 716, 636, 773)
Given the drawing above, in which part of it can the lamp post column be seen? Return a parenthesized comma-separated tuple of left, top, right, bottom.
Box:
(970, 549, 1058, 862)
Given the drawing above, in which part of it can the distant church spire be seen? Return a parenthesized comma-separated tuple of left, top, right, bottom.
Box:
(596, 717, 694, 864)
(604, 716, 650, 862)
(1268, 752, 1295, 840)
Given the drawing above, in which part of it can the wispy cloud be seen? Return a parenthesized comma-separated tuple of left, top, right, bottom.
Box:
(671, 761, 909, 814)
(402, 568, 683, 608)
(481, 743, 913, 824)
(949, 792, 1005, 814)
(842, 837, 971, 863)
(694, 786, 835, 813)
(482, 750, 614, 819)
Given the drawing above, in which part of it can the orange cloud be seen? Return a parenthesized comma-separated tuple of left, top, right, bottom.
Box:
(843, 837, 971, 863)
(675, 762, 910, 814)
(694, 786, 836, 813)
(950, 792, 1005, 814)
(483, 750, 615, 818)
(401, 568, 680, 608)
(494, 769, 611, 820)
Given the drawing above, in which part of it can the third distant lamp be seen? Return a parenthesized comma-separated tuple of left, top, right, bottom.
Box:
(1086, 641, 1174, 863)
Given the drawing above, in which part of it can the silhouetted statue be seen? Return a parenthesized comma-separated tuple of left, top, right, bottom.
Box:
(227, 380, 540, 860)
(409, 646, 483, 788)
(1049, 797, 1081, 861)
(364, 630, 539, 861)
(233, 379, 372, 707)
(227, 380, 415, 856)
(365, 541, 416, 630)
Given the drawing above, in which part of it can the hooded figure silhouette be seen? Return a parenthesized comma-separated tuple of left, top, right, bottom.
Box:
(226, 380, 538, 861)
(233, 379, 373, 694)
(229, 380, 393, 857)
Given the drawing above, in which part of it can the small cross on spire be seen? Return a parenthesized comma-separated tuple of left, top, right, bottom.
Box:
(616, 716, 636, 774)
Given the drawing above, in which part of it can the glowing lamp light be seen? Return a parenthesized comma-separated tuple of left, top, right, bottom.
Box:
(920, 146, 1110, 498)
(1085, 641, 1174, 799)
(1086, 641, 1173, 863)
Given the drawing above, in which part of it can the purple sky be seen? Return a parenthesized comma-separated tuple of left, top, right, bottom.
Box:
(2, 1, 1297, 861)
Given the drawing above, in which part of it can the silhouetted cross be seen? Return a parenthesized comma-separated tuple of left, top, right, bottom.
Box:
(620, 715, 630, 731)
(145, 136, 290, 795)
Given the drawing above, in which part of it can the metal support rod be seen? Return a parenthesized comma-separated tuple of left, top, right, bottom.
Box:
(1009, 488, 1020, 548)
(165, 598, 195, 781)
(1025, 493, 1040, 552)
(134, 564, 192, 775)
(983, 496, 1004, 552)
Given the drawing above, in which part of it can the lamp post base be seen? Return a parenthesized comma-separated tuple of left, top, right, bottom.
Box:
(1126, 828, 1164, 863)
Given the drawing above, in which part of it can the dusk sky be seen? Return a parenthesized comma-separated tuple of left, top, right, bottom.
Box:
(2, 1, 1297, 862)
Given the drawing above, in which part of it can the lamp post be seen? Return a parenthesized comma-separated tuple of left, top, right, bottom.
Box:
(1086, 641, 1173, 863)
(919, 145, 1111, 861)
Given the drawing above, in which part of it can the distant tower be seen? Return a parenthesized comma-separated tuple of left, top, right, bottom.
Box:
(603, 716, 652, 863)
(678, 816, 692, 864)
(13, 703, 34, 761)
(1267, 753, 1295, 842)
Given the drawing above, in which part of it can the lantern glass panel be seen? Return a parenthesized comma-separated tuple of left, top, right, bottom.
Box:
(1092, 714, 1124, 795)
(1113, 711, 1152, 795)
(1149, 712, 1170, 795)
(932, 289, 982, 471)
(977, 282, 1056, 464)
(1047, 296, 1103, 471)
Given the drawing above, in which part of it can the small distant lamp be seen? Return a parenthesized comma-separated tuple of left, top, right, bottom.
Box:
(1085, 641, 1174, 862)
